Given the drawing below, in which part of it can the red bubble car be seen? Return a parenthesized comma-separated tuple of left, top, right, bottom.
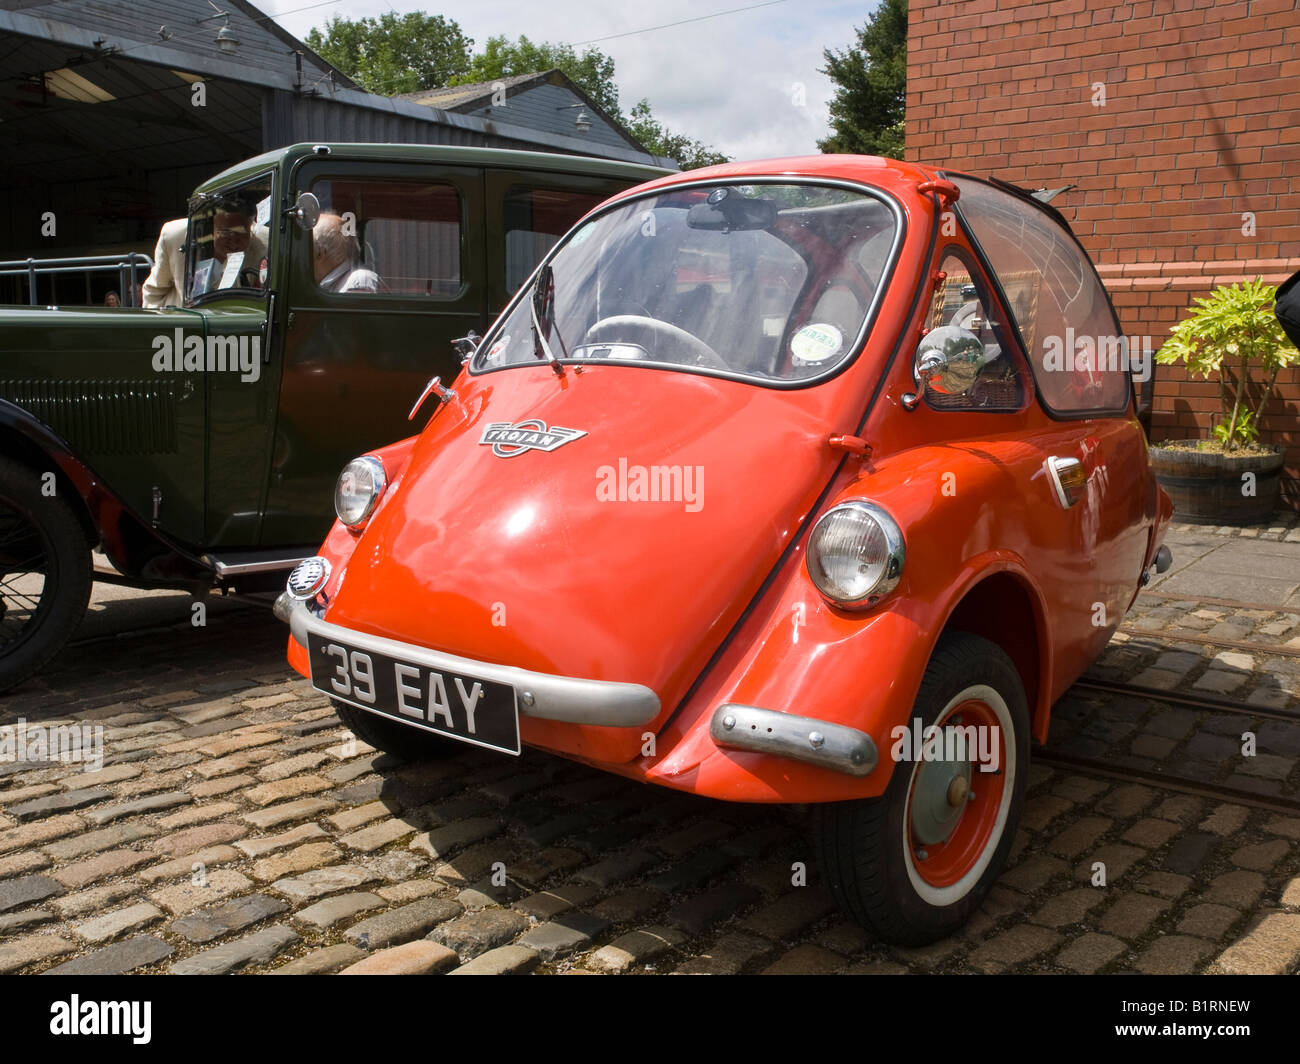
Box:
(279, 155, 1174, 944)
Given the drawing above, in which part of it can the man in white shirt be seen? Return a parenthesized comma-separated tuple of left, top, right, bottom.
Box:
(312, 211, 381, 293)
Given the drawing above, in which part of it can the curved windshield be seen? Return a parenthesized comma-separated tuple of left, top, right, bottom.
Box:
(185, 173, 274, 305)
(472, 182, 898, 383)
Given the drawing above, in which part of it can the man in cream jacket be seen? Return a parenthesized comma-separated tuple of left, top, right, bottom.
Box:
(142, 218, 187, 309)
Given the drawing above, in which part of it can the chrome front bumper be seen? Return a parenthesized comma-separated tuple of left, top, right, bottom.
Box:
(278, 593, 660, 728)
(709, 703, 878, 777)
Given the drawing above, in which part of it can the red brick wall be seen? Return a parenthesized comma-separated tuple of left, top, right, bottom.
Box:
(907, 0, 1300, 507)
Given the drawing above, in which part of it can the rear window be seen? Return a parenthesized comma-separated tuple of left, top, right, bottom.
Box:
(951, 177, 1132, 415)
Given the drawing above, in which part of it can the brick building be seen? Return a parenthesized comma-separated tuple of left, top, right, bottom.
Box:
(907, 0, 1300, 507)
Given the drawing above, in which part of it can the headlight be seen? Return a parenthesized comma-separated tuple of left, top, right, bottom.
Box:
(807, 500, 905, 608)
(334, 455, 386, 528)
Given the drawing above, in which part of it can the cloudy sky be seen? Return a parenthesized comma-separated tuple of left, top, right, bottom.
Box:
(262, 0, 875, 161)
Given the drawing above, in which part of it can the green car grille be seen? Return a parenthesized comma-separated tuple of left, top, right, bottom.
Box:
(0, 379, 180, 456)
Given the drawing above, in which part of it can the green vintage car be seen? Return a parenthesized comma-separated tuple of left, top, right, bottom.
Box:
(0, 142, 667, 692)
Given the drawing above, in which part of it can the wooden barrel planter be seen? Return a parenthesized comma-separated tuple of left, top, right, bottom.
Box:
(1149, 444, 1285, 525)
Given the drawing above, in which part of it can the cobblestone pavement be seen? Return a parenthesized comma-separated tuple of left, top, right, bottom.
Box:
(1165, 509, 1300, 542)
(0, 531, 1298, 975)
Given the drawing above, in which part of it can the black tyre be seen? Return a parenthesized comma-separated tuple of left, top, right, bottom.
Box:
(329, 697, 459, 760)
(816, 632, 1030, 945)
(0, 459, 92, 694)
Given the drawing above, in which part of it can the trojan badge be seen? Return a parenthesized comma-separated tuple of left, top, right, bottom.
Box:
(479, 419, 587, 458)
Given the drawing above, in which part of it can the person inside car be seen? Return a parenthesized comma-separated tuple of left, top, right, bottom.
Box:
(190, 197, 268, 298)
(312, 211, 381, 294)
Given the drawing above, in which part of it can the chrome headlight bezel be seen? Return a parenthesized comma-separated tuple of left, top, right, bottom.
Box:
(334, 455, 387, 528)
(806, 500, 906, 609)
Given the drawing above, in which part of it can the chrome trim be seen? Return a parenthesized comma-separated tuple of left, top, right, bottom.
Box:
(281, 596, 660, 728)
(335, 455, 387, 528)
(272, 591, 292, 623)
(468, 175, 908, 393)
(807, 499, 906, 608)
(710, 704, 877, 777)
(286, 556, 331, 600)
(208, 554, 307, 577)
(1046, 455, 1083, 509)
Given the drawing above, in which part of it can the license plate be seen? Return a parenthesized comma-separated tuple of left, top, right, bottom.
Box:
(308, 632, 521, 755)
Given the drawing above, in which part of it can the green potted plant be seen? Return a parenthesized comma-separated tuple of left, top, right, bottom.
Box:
(1152, 277, 1297, 523)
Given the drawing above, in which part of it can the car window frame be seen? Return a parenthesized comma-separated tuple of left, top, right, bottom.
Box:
(184, 167, 278, 309)
(468, 176, 909, 392)
(942, 171, 1136, 421)
(304, 172, 469, 304)
(923, 243, 1032, 415)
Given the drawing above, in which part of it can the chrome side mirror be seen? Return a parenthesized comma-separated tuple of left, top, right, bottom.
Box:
(452, 330, 481, 363)
(286, 192, 321, 231)
(914, 325, 987, 396)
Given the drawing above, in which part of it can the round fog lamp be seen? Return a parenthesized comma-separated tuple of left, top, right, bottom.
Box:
(286, 556, 331, 600)
(334, 456, 386, 527)
(807, 500, 905, 607)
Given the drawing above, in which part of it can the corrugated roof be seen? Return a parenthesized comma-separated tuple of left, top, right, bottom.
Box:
(0, 0, 351, 87)
(402, 71, 539, 111)
(0, 34, 261, 184)
(0, 0, 674, 258)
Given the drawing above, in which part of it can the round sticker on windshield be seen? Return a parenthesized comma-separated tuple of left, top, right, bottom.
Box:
(569, 223, 595, 247)
(791, 323, 843, 365)
(487, 334, 511, 361)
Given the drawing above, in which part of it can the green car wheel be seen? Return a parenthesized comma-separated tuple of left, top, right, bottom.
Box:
(0, 458, 92, 694)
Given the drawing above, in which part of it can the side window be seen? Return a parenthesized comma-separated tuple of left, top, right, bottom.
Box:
(309, 178, 462, 297)
(503, 186, 606, 293)
(952, 177, 1131, 414)
(924, 250, 1025, 411)
(186, 174, 274, 304)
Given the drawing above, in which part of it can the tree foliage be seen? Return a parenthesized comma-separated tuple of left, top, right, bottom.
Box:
(305, 12, 472, 96)
(624, 100, 729, 171)
(452, 35, 621, 117)
(818, 0, 907, 159)
(305, 16, 729, 169)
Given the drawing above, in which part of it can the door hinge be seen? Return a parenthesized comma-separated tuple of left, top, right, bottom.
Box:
(917, 178, 961, 206)
(829, 434, 871, 458)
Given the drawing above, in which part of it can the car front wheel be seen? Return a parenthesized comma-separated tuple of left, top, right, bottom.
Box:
(329, 698, 459, 760)
(816, 631, 1029, 945)
(0, 458, 92, 694)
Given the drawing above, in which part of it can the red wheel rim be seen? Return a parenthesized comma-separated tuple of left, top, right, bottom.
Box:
(905, 697, 1007, 889)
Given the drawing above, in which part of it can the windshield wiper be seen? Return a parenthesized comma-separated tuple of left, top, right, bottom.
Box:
(530, 264, 565, 377)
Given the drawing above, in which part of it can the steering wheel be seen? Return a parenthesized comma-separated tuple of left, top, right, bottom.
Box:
(581, 315, 729, 370)
(600, 297, 654, 318)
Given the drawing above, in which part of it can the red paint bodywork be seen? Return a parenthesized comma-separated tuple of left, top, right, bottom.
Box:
(287, 155, 1173, 803)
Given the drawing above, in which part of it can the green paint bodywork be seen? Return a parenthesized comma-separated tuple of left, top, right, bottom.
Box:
(0, 143, 666, 584)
